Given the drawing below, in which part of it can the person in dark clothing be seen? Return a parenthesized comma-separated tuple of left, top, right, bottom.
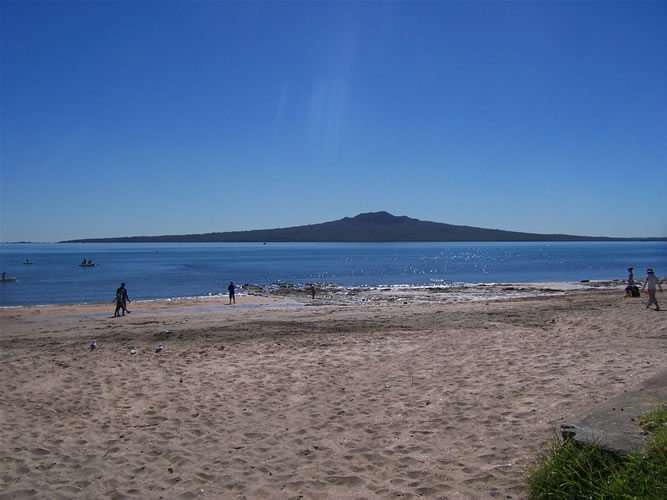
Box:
(228, 281, 235, 304)
(114, 282, 131, 316)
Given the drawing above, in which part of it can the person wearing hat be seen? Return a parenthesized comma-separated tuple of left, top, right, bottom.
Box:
(640, 269, 662, 311)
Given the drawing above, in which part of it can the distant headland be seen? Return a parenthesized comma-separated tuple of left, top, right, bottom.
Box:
(59, 212, 666, 243)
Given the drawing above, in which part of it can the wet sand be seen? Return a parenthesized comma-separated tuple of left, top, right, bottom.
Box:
(1, 285, 665, 499)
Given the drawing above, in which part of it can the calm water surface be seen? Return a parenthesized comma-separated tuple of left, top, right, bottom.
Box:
(1, 242, 665, 307)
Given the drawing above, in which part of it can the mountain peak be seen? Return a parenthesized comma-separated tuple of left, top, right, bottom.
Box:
(350, 211, 409, 224)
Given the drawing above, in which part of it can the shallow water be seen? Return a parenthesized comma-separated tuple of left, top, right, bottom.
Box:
(1, 241, 665, 306)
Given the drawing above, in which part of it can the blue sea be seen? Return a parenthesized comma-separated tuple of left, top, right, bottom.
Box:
(1, 242, 665, 307)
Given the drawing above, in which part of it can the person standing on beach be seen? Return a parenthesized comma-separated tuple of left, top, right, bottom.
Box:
(641, 268, 662, 311)
(309, 283, 316, 299)
(120, 283, 131, 313)
(228, 281, 235, 304)
(114, 283, 131, 316)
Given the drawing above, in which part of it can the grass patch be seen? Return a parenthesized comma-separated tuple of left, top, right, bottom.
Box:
(527, 406, 667, 499)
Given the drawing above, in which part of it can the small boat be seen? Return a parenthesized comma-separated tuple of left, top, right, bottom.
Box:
(78, 263, 96, 267)
(1, 275, 17, 282)
(23, 260, 33, 265)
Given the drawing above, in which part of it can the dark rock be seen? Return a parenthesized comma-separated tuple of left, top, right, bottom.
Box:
(561, 368, 667, 455)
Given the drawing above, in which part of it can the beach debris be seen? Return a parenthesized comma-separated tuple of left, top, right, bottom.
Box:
(90, 339, 97, 351)
(168, 466, 174, 473)
(207, 330, 212, 339)
(384, 382, 392, 389)
(155, 344, 164, 353)
(158, 329, 170, 336)
(130, 348, 137, 355)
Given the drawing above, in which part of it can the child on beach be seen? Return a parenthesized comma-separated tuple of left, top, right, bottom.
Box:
(625, 267, 639, 297)
(114, 289, 125, 316)
(641, 268, 662, 311)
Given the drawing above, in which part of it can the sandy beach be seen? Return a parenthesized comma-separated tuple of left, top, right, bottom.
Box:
(1, 284, 665, 499)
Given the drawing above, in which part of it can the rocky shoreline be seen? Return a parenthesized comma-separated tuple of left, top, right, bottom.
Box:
(241, 279, 628, 306)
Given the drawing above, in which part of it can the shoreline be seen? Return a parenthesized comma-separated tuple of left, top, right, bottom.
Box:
(1, 286, 664, 498)
(0, 279, 628, 310)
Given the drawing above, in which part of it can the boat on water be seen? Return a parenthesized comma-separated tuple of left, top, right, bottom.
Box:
(78, 263, 96, 267)
(24, 260, 33, 264)
(1, 273, 17, 282)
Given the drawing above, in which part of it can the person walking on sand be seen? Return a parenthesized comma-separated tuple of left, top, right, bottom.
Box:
(641, 268, 662, 311)
(114, 282, 131, 316)
(114, 288, 125, 316)
(120, 283, 131, 313)
(228, 281, 235, 305)
(309, 283, 316, 299)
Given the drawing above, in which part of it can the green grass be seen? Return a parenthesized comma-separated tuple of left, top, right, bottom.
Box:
(526, 406, 667, 499)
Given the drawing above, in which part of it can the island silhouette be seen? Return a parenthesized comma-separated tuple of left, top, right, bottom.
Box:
(61, 212, 665, 243)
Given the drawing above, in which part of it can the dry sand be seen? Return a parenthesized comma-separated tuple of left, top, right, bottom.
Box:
(1, 286, 665, 499)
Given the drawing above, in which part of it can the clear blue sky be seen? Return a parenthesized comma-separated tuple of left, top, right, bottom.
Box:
(1, 0, 666, 242)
